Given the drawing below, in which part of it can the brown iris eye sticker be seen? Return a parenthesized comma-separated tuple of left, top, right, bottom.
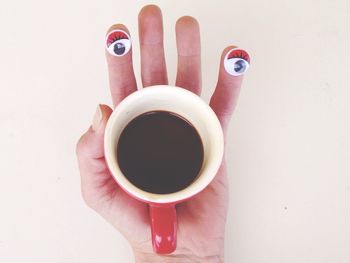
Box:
(224, 48, 250, 76)
(105, 30, 131, 57)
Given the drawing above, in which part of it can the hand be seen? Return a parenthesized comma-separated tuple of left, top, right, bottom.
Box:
(76, 5, 250, 263)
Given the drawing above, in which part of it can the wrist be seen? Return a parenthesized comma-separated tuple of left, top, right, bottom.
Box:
(134, 251, 224, 263)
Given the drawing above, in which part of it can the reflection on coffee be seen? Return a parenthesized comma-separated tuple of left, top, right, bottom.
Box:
(117, 111, 204, 194)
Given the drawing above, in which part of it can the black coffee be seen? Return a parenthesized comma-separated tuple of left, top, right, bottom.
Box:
(117, 111, 204, 194)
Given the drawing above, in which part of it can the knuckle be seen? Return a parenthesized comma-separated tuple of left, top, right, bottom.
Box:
(75, 133, 89, 157)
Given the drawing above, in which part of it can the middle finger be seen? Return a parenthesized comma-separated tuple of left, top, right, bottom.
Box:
(138, 5, 168, 87)
(175, 16, 201, 95)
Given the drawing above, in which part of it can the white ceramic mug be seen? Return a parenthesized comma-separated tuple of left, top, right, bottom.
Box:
(104, 85, 224, 254)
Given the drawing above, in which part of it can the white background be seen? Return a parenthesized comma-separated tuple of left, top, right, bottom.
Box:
(1, 0, 349, 262)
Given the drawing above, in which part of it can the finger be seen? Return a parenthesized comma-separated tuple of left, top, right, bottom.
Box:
(76, 104, 113, 178)
(76, 104, 118, 204)
(76, 105, 149, 230)
(76, 104, 118, 206)
(105, 24, 137, 107)
(209, 46, 251, 134)
(138, 5, 168, 87)
(175, 16, 201, 95)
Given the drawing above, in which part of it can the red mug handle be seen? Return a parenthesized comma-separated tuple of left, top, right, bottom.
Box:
(149, 204, 177, 254)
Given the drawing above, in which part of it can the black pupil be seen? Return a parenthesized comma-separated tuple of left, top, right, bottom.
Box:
(114, 42, 125, 55)
(234, 60, 246, 73)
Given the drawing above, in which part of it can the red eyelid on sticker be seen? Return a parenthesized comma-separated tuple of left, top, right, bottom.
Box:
(227, 49, 250, 63)
(106, 31, 129, 47)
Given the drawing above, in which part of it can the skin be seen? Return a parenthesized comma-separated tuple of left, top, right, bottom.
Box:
(76, 5, 247, 263)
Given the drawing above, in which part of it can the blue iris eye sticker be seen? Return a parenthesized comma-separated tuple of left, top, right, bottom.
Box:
(224, 48, 250, 76)
(106, 30, 131, 57)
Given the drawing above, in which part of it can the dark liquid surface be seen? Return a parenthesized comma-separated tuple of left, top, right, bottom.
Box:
(117, 111, 204, 194)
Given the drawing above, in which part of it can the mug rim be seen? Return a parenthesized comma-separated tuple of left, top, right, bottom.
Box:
(104, 85, 224, 203)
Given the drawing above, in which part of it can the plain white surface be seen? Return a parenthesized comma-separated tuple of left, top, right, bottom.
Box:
(0, 0, 349, 262)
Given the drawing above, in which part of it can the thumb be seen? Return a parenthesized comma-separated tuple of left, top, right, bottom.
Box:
(76, 104, 116, 209)
(76, 104, 149, 229)
(76, 104, 113, 162)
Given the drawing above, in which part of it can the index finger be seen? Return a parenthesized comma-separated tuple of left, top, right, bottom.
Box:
(209, 46, 251, 134)
(105, 24, 137, 107)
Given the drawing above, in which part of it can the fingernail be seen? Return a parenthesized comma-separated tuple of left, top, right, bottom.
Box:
(92, 105, 103, 132)
(224, 48, 250, 76)
(105, 29, 131, 57)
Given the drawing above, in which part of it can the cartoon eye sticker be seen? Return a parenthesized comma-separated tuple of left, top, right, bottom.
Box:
(224, 48, 250, 76)
(105, 29, 131, 57)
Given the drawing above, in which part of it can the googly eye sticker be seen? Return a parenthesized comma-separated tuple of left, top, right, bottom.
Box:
(224, 48, 250, 76)
(105, 29, 131, 57)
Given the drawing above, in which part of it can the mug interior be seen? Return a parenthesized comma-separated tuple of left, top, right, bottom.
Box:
(104, 85, 224, 203)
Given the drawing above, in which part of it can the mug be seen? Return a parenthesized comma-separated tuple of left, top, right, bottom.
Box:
(104, 85, 224, 254)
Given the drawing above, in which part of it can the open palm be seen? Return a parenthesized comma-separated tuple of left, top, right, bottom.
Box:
(76, 5, 248, 262)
